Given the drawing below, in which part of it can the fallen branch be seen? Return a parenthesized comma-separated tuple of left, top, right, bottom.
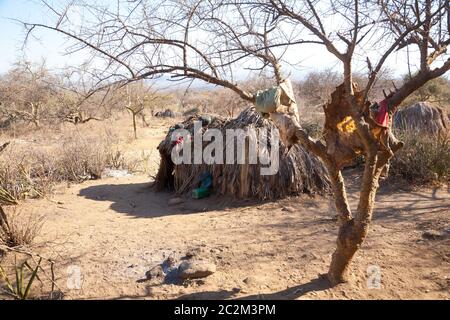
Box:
(0, 142, 10, 154)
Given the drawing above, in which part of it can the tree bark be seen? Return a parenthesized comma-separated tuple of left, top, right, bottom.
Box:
(0, 205, 10, 237)
(132, 112, 137, 139)
(328, 148, 393, 284)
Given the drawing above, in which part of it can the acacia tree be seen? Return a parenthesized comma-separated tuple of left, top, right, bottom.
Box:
(24, 0, 450, 285)
(260, 0, 449, 284)
(0, 61, 54, 128)
(122, 81, 161, 139)
(53, 67, 107, 125)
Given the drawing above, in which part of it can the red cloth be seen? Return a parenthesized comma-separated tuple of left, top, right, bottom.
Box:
(375, 99, 389, 127)
(174, 136, 184, 145)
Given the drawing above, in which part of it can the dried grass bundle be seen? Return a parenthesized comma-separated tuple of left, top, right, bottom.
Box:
(155, 108, 330, 200)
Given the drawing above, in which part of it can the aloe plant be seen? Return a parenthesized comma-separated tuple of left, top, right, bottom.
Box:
(0, 256, 42, 300)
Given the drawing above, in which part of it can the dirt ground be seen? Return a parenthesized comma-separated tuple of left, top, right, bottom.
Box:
(1, 119, 449, 300)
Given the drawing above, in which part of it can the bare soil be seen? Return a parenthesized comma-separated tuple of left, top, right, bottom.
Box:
(1, 119, 449, 300)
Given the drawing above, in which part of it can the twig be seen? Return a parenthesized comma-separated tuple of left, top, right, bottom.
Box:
(0, 142, 10, 155)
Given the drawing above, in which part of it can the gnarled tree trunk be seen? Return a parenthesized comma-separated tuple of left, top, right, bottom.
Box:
(270, 86, 397, 285)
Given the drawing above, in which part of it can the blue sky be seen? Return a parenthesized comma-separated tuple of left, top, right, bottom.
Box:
(0, 0, 83, 73)
(0, 0, 336, 86)
(0, 0, 447, 82)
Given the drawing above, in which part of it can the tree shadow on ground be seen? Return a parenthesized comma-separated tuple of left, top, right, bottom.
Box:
(78, 182, 268, 219)
(78, 169, 448, 225)
(175, 276, 331, 300)
(111, 276, 331, 300)
(342, 168, 449, 224)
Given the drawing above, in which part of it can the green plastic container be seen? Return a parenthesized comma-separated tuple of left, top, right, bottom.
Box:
(192, 187, 210, 199)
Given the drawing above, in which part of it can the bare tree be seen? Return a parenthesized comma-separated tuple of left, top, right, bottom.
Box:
(0, 61, 54, 128)
(296, 69, 343, 108)
(125, 90, 145, 140)
(123, 82, 160, 139)
(258, 0, 450, 284)
(24, 0, 449, 285)
(53, 68, 106, 125)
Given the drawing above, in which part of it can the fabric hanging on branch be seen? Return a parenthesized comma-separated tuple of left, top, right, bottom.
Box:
(254, 79, 298, 118)
(255, 86, 282, 114)
(375, 99, 389, 127)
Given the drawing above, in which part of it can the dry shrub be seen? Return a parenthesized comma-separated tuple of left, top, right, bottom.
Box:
(105, 148, 142, 173)
(300, 120, 323, 139)
(57, 136, 113, 182)
(0, 207, 44, 247)
(390, 129, 450, 185)
(0, 148, 58, 203)
(0, 134, 136, 204)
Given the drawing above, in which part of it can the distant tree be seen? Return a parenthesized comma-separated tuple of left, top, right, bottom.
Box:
(123, 82, 160, 139)
(296, 69, 342, 108)
(53, 68, 106, 125)
(0, 61, 54, 128)
(401, 76, 450, 107)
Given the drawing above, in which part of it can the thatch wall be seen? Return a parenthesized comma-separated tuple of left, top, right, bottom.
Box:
(394, 102, 449, 135)
(155, 108, 329, 200)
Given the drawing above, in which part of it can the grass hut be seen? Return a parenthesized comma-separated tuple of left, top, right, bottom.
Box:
(394, 102, 449, 135)
(155, 108, 329, 200)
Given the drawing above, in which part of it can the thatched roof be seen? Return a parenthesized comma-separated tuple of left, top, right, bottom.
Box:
(155, 108, 330, 200)
(393, 102, 449, 135)
(155, 109, 176, 118)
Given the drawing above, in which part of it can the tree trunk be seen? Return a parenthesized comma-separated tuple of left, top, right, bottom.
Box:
(270, 101, 395, 286)
(132, 112, 137, 139)
(328, 219, 363, 284)
(327, 148, 392, 284)
(0, 205, 10, 236)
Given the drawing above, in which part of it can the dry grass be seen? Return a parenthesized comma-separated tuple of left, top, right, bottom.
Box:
(0, 206, 44, 247)
(0, 119, 145, 204)
(0, 138, 137, 204)
(156, 108, 330, 200)
(390, 128, 450, 185)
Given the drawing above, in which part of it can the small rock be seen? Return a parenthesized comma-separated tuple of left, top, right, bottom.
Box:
(281, 206, 295, 213)
(243, 276, 260, 286)
(103, 168, 131, 178)
(163, 256, 177, 268)
(145, 265, 165, 280)
(168, 197, 184, 206)
(422, 230, 445, 240)
(184, 249, 198, 259)
(178, 260, 216, 279)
